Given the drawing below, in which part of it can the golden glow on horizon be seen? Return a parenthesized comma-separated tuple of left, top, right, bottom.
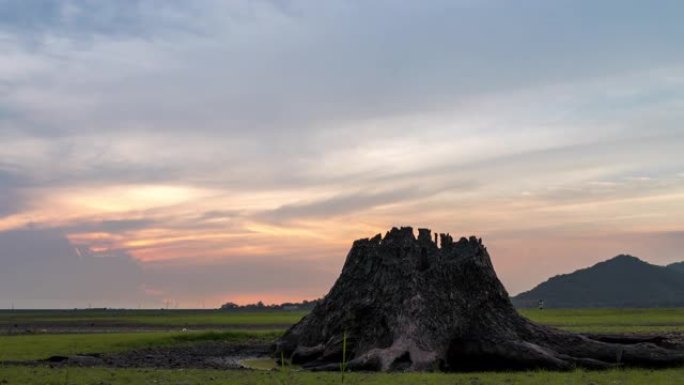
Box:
(56, 185, 210, 213)
(0, 173, 682, 308)
(1, 177, 683, 272)
(217, 292, 319, 307)
(245, 223, 328, 239)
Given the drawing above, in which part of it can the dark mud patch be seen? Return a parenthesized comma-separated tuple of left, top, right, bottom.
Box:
(106, 341, 272, 369)
(31, 341, 273, 370)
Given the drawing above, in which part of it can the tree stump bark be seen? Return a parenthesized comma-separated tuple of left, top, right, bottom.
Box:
(274, 227, 684, 371)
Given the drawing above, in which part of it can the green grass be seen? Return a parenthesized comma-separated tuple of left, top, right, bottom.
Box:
(242, 357, 280, 370)
(0, 309, 684, 385)
(0, 330, 282, 361)
(2, 366, 684, 385)
(3, 308, 684, 363)
(4, 308, 684, 334)
(2, 309, 684, 384)
(0, 309, 307, 327)
(520, 308, 684, 333)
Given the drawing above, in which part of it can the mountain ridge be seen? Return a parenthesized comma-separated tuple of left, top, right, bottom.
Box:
(512, 254, 684, 308)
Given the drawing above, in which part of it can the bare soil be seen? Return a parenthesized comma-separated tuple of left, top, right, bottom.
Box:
(38, 341, 273, 370)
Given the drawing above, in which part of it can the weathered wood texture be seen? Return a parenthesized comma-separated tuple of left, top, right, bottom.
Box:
(274, 227, 684, 371)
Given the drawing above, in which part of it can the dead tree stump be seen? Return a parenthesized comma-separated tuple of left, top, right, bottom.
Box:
(274, 227, 684, 371)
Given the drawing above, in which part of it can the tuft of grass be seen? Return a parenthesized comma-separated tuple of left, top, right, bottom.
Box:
(340, 331, 348, 384)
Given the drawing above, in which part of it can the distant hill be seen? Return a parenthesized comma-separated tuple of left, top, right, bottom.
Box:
(667, 261, 684, 274)
(512, 255, 684, 308)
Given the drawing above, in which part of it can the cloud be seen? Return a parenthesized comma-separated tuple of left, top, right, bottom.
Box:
(0, 1, 203, 43)
(0, 169, 28, 217)
(63, 218, 157, 234)
(0, 189, 24, 217)
(2, 1, 683, 140)
(0, 227, 144, 308)
(0, 225, 339, 308)
(0, 1, 681, 197)
(0, 1, 683, 307)
(143, 254, 340, 305)
(0, 222, 346, 304)
(256, 188, 422, 224)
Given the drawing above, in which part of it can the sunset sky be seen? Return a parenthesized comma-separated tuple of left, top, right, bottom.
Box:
(1, 0, 683, 308)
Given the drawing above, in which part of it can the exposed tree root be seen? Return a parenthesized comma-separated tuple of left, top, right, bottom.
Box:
(274, 227, 684, 371)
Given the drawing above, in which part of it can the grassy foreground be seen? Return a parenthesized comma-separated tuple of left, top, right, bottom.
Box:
(2, 308, 684, 384)
(2, 309, 684, 362)
(0, 330, 281, 361)
(2, 366, 684, 385)
(0, 309, 307, 327)
(3, 308, 684, 333)
(520, 308, 684, 333)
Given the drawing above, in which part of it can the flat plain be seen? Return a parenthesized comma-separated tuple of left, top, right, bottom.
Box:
(1, 308, 684, 384)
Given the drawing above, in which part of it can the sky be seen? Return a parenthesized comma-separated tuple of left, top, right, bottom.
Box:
(1, 0, 683, 309)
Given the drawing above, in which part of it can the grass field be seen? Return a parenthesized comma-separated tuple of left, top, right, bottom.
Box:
(519, 308, 684, 333)
(0, 330, 281, 361)
(2, 366, 684, 385)
(2, 308, 684, 384)
(0, 309, 307, 327)
(3, 308, 684, 333)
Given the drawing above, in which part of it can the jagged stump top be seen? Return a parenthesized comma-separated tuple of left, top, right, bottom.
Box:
(274, 226, 684, 372)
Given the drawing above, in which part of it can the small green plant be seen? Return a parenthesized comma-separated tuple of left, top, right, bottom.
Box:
(340, 331, 348, 384)
(275, 350, 297, 385)
(62, 367, 69, 385)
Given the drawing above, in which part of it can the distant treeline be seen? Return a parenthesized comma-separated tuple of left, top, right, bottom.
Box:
(219, 299, 320, 311)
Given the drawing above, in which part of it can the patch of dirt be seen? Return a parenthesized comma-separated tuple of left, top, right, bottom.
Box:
(38, 341, 273, 370)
